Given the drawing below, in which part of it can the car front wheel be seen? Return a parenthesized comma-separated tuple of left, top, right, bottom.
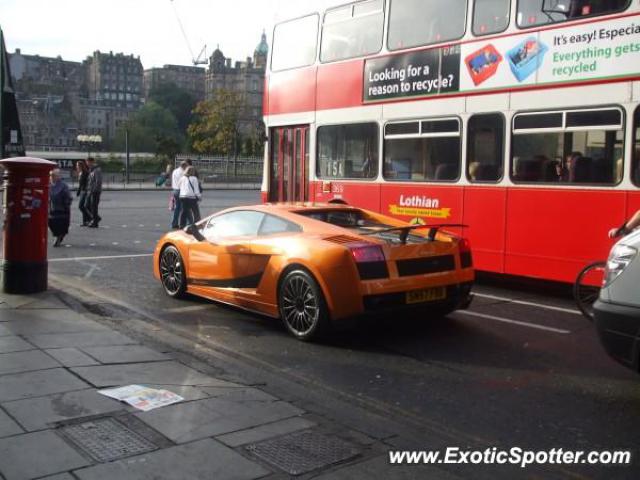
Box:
(160, 245, 187, 298)
(278, 269, 329, 341)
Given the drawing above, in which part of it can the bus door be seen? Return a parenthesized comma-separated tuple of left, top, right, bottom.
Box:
(269, 126, 309, 202)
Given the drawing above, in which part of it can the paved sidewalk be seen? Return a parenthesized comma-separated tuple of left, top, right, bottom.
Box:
(0, 289, 456, 480)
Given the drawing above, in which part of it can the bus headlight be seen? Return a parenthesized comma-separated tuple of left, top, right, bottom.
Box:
(604, 244, 637, 287)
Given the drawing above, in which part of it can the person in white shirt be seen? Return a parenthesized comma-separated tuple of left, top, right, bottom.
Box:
(179, 166, 202, 228)
(170, 161, 187, 229)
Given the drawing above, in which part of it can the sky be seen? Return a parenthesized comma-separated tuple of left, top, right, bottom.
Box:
(1, 0, 334, 68)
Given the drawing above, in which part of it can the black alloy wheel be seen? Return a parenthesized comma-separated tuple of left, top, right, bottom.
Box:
(160, 245, 187, 298)
(279, 269, 329, 341)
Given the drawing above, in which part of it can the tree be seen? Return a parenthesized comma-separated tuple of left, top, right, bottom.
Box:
(147, 82, 197, 132)
(113, 101, 183, 156)
(187, 89, 245, 156)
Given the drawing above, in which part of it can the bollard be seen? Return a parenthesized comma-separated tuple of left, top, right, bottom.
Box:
(1, 157, 57, 293)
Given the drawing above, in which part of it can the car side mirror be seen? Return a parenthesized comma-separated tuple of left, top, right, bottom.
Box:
(185, 224, 205, 242)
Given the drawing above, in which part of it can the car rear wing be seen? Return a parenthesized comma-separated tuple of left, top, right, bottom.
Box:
(361, 224, 468, 244)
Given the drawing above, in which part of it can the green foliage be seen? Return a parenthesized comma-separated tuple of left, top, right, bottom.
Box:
(148, 82, 198, 132)
(113, 101, 184, 156)
(187, 89, 245, 156)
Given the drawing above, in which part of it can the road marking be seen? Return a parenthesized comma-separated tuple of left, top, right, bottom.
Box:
(49, 254, 153, 262)
(134, 240, 141, 244)
(122, 225, 128, 228)
(474, 292, 581, 315)
(139, 224, 145, 227)
(89, 243, 96, 247)
(112, 242, 119, 246)
(454, 310, 571, 334)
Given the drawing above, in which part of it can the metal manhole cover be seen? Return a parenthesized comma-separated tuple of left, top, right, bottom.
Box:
(246, 431, 359, 475)
(58, 417, 158, 462)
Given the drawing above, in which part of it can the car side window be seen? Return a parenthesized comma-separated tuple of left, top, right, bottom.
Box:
(202, 211, 265, 241)
(259, 214, 302, 235)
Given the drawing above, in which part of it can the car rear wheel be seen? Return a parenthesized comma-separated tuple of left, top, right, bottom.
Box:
(278, 269, 329, 341)
(160, 245, 187, 298)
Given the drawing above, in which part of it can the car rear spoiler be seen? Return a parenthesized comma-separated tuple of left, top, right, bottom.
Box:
(361, 224, 468, 244)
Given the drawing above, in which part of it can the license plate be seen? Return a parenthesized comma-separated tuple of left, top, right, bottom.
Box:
(406, 287, 446, 304)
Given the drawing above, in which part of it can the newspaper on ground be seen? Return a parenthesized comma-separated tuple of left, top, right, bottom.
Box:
(97, 385, 184, 412)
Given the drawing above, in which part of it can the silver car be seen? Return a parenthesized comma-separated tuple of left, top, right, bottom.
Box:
(593, 230, 640, 372)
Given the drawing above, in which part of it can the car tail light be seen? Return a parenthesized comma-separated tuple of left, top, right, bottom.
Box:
(459, 238, 473, 268)
(348, 243, 387, 280)
(604, 244, 637, 287)
(349, 243, 385, 263)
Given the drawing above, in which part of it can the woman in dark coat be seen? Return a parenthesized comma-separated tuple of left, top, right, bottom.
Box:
(49, 169, 73, 247)
(76, 159, 91, 226)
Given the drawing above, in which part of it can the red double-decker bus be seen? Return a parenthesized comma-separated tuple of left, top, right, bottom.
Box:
(261, 0, 640, 283)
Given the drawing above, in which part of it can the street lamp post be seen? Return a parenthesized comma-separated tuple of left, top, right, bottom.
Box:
(76, 134, 102, 157)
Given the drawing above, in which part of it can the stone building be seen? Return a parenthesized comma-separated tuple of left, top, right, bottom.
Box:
(8, 49, 144, 149)
(143, 64, 206, 102)
(9, 49, 85, 149)
(205, 32, 268, 140)
(84, 51, 143, 108)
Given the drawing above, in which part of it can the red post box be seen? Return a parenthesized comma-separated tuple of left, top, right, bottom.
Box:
(1, 157, 57, 293)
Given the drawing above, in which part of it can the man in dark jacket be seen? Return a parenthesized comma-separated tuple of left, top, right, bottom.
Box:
(86, 157, 103, 228)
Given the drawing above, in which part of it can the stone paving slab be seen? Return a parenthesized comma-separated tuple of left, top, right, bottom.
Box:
(42, 474, 76, 480)
(313, 455, 463, 480)
(143, 385, 209, 402)
(3, 389, 125, 432)
(0, 293, 46, 309)
(71, 361, 243, 388)
(0, 350, 60, 376)
(217, 416, 316, 447)
(45, 348, 100, 367)
(0, 336, 35, 354)
(0, 310, 111, 335)
(15, 296, 69, 309)
(201, 386, 279, 402)
(0, 368, 89, 402)
(80, 345, 170, 364)
(73, 438, 270, 480)
(136, 396, 304, 443)
(0, 408, 23, 438)
(0, 430, 91, 480)
(26, 331, 136, 349)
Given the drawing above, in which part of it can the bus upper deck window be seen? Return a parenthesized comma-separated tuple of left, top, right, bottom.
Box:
(517, 0, 630, 28)
(271, 14, 319, 71)
(473, 0, 510, 36)
(388, 0, 467, 50)
(321, 0, 384, 63)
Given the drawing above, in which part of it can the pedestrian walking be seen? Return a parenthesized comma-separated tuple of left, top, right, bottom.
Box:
(75, 159, 91, 226)
(48, 169, 72, 247)
(179, 166, 202, 228)
(86, 157, 103, 228)
(184, 158, 202, 221)
(170, 161, 187, 229)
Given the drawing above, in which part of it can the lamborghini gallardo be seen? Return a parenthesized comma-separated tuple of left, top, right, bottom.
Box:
(153, 203, 474, 340)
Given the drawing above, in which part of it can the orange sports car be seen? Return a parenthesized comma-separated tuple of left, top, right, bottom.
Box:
(153, 204, 474, 340)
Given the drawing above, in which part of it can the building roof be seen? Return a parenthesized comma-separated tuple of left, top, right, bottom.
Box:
(255, 31, 269, 56)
